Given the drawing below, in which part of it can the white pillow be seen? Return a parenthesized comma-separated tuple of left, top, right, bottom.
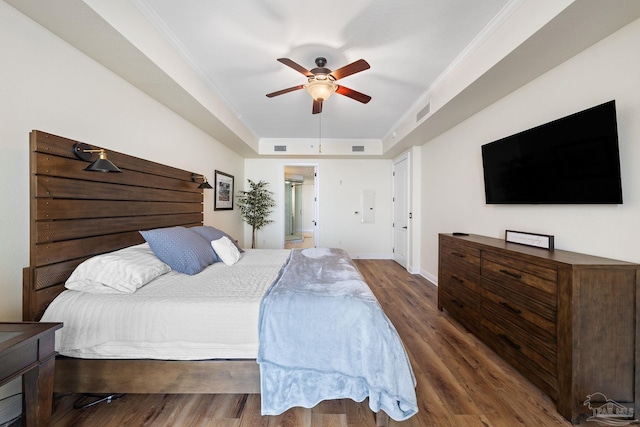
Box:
(65, 243, 171, 294)
(211, 236, 242, 266)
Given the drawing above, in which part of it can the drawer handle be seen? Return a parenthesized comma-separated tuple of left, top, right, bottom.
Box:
(451, 252, 465, 258)
(452, 276, 464, 284)
(499, 301, 522, 315)
(451, 299, 464, 309)
(499, 334, 521, 350)
(499, 269, 522, 279)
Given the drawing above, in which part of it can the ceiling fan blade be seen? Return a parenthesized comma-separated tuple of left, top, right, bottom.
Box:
(335, 85, 372, 104)
(277, 58, 313, 77)
(266, 85, 305, 98)
(330, 59, 370, 80)
(312, 99, 323, 114)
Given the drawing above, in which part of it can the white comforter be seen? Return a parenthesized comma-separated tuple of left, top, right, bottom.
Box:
(40, 249, 290, 360)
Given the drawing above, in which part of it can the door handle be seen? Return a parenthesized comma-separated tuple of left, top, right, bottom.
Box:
(402, 226, 407, 229)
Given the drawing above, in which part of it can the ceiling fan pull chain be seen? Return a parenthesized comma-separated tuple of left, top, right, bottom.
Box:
(319, 113, 322, 154)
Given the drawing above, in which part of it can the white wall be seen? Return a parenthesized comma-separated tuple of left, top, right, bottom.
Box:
(0, 2, 244, 321)
(244, 158, 392, 258)
(420, 16, 640, 279)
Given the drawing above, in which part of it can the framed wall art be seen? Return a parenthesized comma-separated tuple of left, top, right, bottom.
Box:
(505, 230, 554, 251)
(214, 170, 234, 211)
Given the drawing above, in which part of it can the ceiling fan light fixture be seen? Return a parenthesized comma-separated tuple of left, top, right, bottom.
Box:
(267, 57, 370, 113)
(305, 79, 336, 101)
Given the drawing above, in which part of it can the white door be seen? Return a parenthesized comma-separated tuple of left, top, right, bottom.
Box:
(393, 155, 409, 268)
(311, 166, 318, 247)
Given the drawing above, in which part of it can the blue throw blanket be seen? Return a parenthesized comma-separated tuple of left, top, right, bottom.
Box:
(257, 248, 418, 421)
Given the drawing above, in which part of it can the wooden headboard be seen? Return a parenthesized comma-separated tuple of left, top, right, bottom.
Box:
(23, 130, 205, 321)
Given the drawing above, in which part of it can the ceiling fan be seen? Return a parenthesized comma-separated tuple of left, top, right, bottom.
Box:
(266, 57, 371, 114)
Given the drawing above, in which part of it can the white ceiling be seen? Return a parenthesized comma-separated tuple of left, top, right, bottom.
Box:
(135, 0, 511, 141)
(6, 0, 640, 158)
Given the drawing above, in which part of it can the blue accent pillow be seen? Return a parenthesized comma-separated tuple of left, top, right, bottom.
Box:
(140, 226, 216, 275)
(191, 226, 244, 255)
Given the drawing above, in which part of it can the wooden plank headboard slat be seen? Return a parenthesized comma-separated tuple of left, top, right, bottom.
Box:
(36, 199, 203, 221)
(34, 259, 89, 290)
(32, 130, 202, 181)
(36, 176, 203, 203)
(32, 284, 67, 321)
(36, 213, 203, 244)
(25, 130, 207, 321)
(35, 231, 146, 267)
(35, 153, 202, 194)
(31, 132, 88, 160)
(32, 221, 200, 291)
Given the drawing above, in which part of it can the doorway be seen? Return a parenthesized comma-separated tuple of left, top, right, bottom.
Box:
(284, 165, 317, 249)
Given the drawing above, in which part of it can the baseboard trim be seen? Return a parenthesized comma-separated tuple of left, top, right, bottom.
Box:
(421, 269, 437, 285)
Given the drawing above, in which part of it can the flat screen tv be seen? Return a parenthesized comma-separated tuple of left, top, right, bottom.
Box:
(481, 100, 623, 204)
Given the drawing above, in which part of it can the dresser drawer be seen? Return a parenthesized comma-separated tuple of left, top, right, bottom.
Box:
(482, 316, 557, 398)
(439, 287, 481, 334)
(481, 252, 557, 309)
(482, 291, 556, 362)
(439, 278, 480, 313)
(440, 267, 481, 295)
(482, 278, 556, 330)
(440, 238, 481, 275)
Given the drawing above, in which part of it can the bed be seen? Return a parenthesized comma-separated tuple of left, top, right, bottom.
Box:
(23, 130, 417, 423)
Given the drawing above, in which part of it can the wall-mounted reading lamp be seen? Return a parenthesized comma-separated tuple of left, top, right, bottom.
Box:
(191, 173, 213, 189)
(73, 142, 121, 172)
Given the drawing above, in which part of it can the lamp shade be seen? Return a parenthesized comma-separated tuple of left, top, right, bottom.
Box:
(191, 173, 213, 189)
(85, 151, 121, 172)
(85, 158, 121, 173)
(305, 79, 336, 101)
(73, 142, 121, 172)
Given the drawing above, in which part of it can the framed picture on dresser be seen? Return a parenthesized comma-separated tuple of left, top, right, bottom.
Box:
(505, 230, 554, 250)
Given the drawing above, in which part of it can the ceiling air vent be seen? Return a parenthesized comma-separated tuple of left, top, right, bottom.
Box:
(416, 102, 431, 122)
(274, 145, 287, 152)
(352, 146, 365, 152)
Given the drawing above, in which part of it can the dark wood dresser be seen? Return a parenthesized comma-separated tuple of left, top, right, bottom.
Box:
(437, 233, 639, 423)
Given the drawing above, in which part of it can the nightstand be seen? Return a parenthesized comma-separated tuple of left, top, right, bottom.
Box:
(0, 322, 62, 426)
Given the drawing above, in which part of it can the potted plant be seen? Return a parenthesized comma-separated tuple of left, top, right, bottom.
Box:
(236, 179, 276, 248)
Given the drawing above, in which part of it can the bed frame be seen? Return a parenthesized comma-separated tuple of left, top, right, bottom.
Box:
(22, 130, 261, 392)
(22, 130, 389, 424)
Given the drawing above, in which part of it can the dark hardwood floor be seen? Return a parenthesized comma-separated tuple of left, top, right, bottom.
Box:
(49, 260, 594, 426)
